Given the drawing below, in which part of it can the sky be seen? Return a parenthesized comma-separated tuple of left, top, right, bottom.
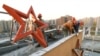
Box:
(0, 0, 100, 20)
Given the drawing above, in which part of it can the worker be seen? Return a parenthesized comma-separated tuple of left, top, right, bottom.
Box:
(35, 13, 48, 47)
(62, 18, 74, 36)
(73, 19, 84, 35)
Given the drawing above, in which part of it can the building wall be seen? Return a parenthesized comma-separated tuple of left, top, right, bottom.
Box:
(43, 31, 83, 56)
(56, 16, 70, 29)
(0, 20, 12, 33)
(7, 20, 12, 32)
(0, 21, 4, 32)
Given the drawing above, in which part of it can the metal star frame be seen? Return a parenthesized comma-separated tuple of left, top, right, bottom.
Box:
(3, 4, 48, 47)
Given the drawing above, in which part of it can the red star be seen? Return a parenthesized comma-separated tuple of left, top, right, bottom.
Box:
(3, 4, 48, 47)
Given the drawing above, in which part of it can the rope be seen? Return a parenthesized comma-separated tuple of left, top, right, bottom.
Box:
(0, 11, 8, 14)
(9, 19, 14, 41)
(22, 17, 36, 54)
(9, 18, 19, 41)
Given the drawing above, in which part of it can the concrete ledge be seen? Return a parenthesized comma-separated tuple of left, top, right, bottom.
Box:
(0, 43, 28, 55)
(45, 29, 56, 32)
(30, 30, 83, 56)
(0, 39, 9, 43)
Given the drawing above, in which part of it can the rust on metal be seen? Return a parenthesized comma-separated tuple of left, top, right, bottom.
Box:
(3, 4, 48, 47)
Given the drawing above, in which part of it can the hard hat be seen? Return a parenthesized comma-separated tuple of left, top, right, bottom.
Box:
(72, 17, 76, 21)
(71, 17, 77, 24)
(38, 13, 42, 18)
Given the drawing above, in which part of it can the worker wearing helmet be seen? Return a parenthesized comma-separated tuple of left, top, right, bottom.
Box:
(38, 13, 43, 21)
(71, 17, 77, 25)
(36, 13, 48, 47)
(72, 17, 84, 35)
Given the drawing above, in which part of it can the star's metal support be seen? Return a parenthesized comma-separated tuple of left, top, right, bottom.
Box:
(72, 39, 84, 56)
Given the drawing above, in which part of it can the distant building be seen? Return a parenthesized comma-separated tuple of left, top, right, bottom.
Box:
(56, 15, 71, 29)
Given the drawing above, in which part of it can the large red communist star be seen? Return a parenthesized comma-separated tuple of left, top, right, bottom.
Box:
(3, 4, 48, 47)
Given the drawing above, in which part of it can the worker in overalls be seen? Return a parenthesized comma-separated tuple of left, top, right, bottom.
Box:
(35, 13, 48, 47)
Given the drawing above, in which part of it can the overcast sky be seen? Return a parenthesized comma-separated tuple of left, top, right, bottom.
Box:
(0, 0, 100, 20)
